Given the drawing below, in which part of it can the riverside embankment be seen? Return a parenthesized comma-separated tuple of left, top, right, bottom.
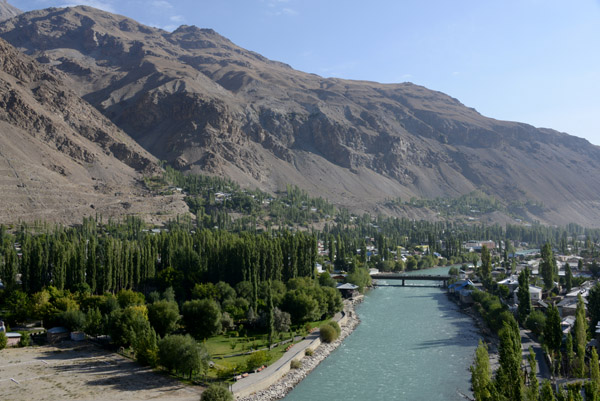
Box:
(234, 298, 362, 400)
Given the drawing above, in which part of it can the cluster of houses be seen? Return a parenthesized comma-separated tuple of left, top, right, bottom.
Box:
(448, 245, 597, 338)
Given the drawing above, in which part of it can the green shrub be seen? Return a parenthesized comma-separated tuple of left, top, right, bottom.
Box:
(319, 324, 338, 343)
(245, 350, 270, 371)
(325, 320, 341, 336)
(305, 348, 313, 356)
(0, 331, 7, 350)
(18, 332, 30, 347)
(290, 359, 302, 369)
(201, 384, 233, 401)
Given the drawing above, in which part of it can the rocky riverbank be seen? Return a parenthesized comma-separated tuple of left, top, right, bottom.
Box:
(236, 298, 362, 401)
(454, 300, 500, 371)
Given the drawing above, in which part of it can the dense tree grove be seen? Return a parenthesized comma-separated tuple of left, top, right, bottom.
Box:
(0, 217, 318, 297)
(0, 215, 347, 386)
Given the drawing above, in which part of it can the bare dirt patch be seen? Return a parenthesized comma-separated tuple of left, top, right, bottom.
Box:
(0, 341, 201, 401)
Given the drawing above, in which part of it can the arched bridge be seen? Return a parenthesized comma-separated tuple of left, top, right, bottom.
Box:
(371, 273, 451, 287)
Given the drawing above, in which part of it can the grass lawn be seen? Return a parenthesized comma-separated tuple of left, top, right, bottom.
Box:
(204, 332, 292, 358)
(207, 341, 291, 379)
(203, 316, 336, 380)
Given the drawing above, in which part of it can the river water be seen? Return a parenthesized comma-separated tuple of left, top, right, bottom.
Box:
(283, 266, 480, 401)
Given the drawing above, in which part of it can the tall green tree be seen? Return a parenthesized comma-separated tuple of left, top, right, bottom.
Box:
(147, 300, 180, 338)
(565, 333, 574, 377)
(588, 283, 600, 334)
(540, 243, 556, 290)
(470, 340, 492, 401)
(590, 347, 600, 397)
(544, 304, 562, 355)
(495, 318, 523, 401)
(564, 263, 573, 293)
(518, 267, 532, 324)
(182, 299, 221, 339)
(133, 325, 159, 367)
(266, 281, 275, 346)
(480, 245, 492, 281)
(0, 244, 18, 290)
(526, 347, 539, 401)
(540, 380, 555, 401)
(573, 295, 587, 377)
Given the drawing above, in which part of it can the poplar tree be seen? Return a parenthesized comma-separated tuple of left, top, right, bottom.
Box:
(565, 333, 574, 377)
(495, 318, 523, 401)
(470, 340, 492, 401)
(517, 267, 531, 324)
(544, 304, 562, 355)
(573, 295, 587, 377)
(540, 380, 555, 401)
(0, 243, 18, 290)
(591, 347, 600, 395)
(588, 283, 600, 335)
(540, 243, 556, 290)
(480, 245, 492, 282)
(526, 347, 539, 401)
(564, 263, 573, 293)
(267, 281, 274, 346)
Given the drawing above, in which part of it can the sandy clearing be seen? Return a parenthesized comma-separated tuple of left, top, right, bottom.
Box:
(0, 341, 202, 401)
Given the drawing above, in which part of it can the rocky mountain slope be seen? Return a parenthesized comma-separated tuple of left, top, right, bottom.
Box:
(1, 6, 600, 226)
(0, 0, 20, 21)
(0, 37, 187, 224)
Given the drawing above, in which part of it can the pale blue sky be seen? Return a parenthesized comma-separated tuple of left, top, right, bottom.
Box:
(11, 0, 600, 145)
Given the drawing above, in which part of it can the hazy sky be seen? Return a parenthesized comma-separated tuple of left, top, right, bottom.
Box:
(11, 0, 600, 145)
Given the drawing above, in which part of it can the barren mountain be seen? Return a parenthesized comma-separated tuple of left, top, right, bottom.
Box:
(0, 0, 20, 21)
(0, 37, 187, 224)
(2, 6, 600, 226)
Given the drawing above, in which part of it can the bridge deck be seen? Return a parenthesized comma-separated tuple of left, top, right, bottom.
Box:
(371, 274, 451, 280)
(371, 273, 451, 287)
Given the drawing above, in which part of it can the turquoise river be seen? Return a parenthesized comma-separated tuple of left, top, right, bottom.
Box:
(284, 266, 480, 400)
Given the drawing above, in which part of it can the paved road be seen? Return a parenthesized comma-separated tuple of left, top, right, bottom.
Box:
(521, 328, 551, 381)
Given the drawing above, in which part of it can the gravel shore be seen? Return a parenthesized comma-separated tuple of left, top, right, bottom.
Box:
(236, 298, 362, 401)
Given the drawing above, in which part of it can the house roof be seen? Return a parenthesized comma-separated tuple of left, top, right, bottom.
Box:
(448, 279, 474, 289)
(557, 297, 587, 308)
(336, 283, 359, 290)
(47, 326, 68, 334)
(513, 285, 543, 294)
(498, 277, 518, 286)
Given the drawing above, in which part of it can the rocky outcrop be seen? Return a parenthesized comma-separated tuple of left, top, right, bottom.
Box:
(3, 6, 600, 225)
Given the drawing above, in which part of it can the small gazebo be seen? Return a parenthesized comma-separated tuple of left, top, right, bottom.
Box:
(336, 283, 359, 299)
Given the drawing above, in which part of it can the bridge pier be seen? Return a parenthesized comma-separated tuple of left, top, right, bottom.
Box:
(402, 279, 405, 286)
